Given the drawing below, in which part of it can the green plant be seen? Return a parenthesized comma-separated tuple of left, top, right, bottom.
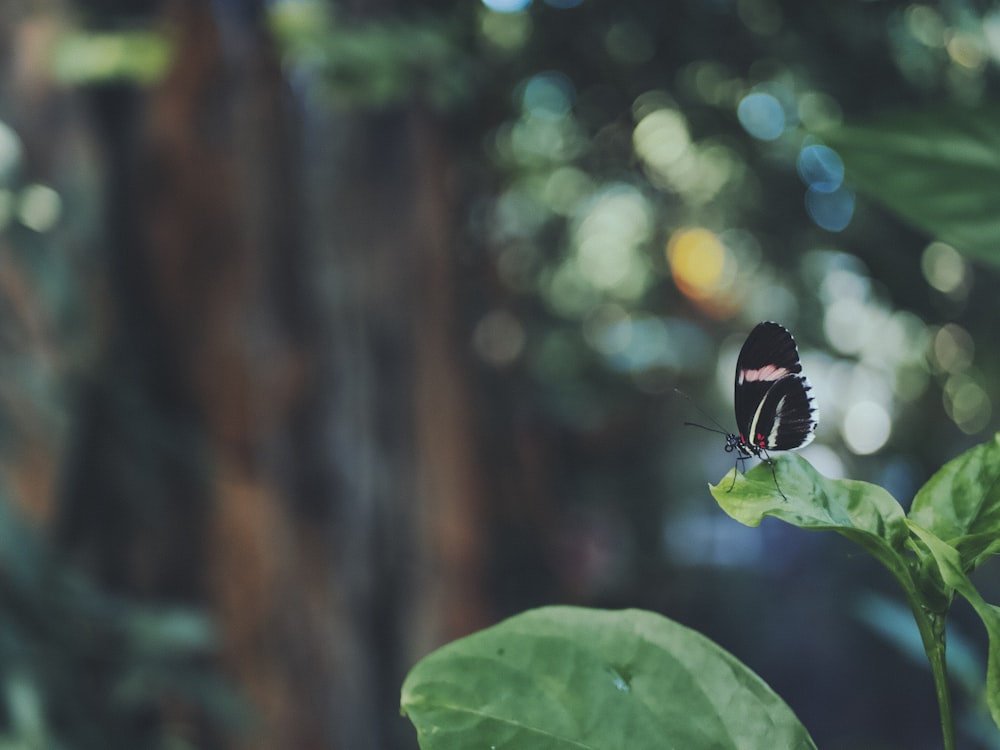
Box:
(401, 435, 1000, 749)
(713, 446, 1000, 750)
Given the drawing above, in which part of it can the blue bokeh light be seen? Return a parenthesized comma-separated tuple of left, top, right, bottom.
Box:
(736, 92, 786, 141)
(805, 185, 855, 232)
(482, 0, 532, 12)
(797, 144, 844, 193)
(521, 71, 574, 119)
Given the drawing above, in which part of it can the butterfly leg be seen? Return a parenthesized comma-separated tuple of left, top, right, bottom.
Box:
(761, 451, 788, 501)
(726, 454, 747, 492)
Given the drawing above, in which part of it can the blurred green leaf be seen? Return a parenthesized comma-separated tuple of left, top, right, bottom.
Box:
(401, 606, 816, 750)
(2, 672, 47, 745)
(820, 106, 1000, 266)
(52, 30, 173, 85)
(909, 433, 1000, 572)
(268, 3, 468, 110)
(124, 608, 218, 655)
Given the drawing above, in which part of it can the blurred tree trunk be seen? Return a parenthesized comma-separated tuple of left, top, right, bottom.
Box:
(57, 0, 490, 748)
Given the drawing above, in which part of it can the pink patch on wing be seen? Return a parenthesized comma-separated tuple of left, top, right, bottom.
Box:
(738, 365, 790, 384)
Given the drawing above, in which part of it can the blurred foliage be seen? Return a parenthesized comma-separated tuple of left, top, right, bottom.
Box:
(52, 30, 173, 85)
(269, 1, 470, 109)
(270, 1, 1000, 746)
(0, 29, 239, 744)
(821, 106, 1000, 267)
(1, 0, 1000, 748)
(0, 495, 244, 749)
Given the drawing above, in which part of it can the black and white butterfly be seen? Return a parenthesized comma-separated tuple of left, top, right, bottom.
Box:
(682, 321, 818, 498)
(726, 321, 818, 466)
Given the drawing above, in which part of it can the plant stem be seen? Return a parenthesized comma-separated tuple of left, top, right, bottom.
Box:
(906, 597, 955, 750)
(927, 633, 955, 750)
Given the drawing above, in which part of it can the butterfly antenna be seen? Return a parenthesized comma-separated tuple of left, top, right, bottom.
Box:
(673, 388, 730, 435)
(684, 420, 728, 437)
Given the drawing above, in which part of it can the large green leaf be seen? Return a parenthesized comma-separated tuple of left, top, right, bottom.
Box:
(401, 606, 816, 750)
(908, 523, 1000, 733)
(819, 106, 1000, 266)
(909, 433, 1000, 572)
(709, 455, 909, 574)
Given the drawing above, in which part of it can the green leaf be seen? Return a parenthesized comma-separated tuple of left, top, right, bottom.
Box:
(819, 106, 1000, 266)
(52, 31, 174, 86)
(909, 433, 1000, 572)
(709, 455, 909, 572)
(401, 606, 816, 750)
(908, 523, 1000, 734)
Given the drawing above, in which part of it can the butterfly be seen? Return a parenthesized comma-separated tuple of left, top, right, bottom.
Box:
(681, 322, 818, 498)
(726, 321, 818, 464)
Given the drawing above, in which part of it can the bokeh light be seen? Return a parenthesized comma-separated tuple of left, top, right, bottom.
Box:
(473, 309, 526, 366)
(521, 71, 574, 119)
(633, 108, 690, 174)
(842, 400, 892, 455)
(582, 303, 631, 355)
(546, 258, 598, 317)
(572, 183, 652, 297)
(905, 4, 945, 48)
(797, 92, 843, 130)
(823, 296, 874, 355)
(797, 144, 844, 193)
(542, 167, 595, 216)
(18, 184, 61, 233)
(736, 92, 786, 140)
(505, 114, 586, 166)
(481, 0, 531, 12)
(678, 60, 742, 106)
(591, 316, 708, 374)
(802, 443, 845, 479)
(946, 31, 988, 70)
(921, 241, 967, 295)
(931, 323, 974, 373)
(985, 12, 1000, 62)
(805, 184, 854, 231)
(943, 373, 991, 434)
(667, 228, 734, 308)
(493, 184, 551, 241)
(0, 121, 22, 183)
(633, 92, 741, 205)
(479, 8, 533, 50)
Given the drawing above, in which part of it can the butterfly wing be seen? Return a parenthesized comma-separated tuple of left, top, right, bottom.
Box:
(735, 322, 817, 450)
(747, 374, 818, 451)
